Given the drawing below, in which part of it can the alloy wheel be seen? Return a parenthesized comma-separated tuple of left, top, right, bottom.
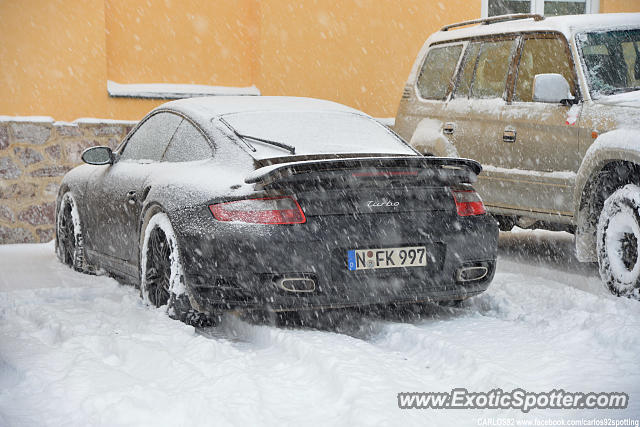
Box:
(145, 228, 172, 308)
(59, 204, 76, 266)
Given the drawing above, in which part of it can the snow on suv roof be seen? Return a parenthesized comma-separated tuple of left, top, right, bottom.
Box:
(428, 13, 640, 45)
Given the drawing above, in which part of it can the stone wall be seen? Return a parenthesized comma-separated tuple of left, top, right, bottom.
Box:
(0, 118, 136, 244)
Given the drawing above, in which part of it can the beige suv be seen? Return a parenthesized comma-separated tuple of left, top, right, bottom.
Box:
(394, 13, 640, 299)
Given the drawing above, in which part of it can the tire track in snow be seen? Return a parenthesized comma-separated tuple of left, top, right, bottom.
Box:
(2, 243, 640, 425)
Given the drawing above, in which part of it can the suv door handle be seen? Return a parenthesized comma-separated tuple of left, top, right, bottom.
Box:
(503, 127, 516, 143)
(126, 190, 137, 205)
(443, 123, 455, 135)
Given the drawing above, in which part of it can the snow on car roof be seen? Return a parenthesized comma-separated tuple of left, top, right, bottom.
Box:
(427, 13, 640, 44)
(157, 96, 365, 130)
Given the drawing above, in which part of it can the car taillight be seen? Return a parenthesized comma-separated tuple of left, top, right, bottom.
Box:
(451, 189, 486, 216)
(209, 196, 306, 224)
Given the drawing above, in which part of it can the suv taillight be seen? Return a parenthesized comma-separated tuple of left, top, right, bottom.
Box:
(452, 189, 486, 216)
(209, 196, 306, 224)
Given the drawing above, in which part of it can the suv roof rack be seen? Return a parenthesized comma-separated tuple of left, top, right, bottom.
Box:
(441, 13, 544, 32)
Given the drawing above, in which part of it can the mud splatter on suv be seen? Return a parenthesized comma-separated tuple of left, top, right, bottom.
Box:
(395, 13, 640, 299)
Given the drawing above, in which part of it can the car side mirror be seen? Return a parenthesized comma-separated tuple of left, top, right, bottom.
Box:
(81, 146, 114, 165)
(533, 73, 574, 104)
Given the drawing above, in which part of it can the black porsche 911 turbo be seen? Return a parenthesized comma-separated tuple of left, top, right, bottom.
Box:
(55, 96, 498, 324)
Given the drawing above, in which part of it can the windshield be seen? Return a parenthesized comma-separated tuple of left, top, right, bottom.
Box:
(218, 111, 416, 159)
(577, 29, 640, 98)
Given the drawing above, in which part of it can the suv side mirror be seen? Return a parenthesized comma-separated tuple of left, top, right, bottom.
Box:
(533, 73, 574, 104)
(81, 146, 114, 165)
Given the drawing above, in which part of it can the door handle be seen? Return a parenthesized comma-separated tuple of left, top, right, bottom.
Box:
(443, 123, 455, 135)
(126, 190, 137, 205)
(503, 127, 516, 143)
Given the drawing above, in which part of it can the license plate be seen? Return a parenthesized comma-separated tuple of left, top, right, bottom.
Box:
(347, 246, 427, 271)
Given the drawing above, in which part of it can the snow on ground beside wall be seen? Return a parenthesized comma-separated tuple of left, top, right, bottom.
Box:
(0, 237, 639, 426)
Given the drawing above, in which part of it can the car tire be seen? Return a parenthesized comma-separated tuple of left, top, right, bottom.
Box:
(140, 211, 211, 326)
(596, 184, 640, 300)
(56, 192, 86, 272)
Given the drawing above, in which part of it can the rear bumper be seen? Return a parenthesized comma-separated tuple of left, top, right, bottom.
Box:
(189, 263, 496, 312)
(173, 207, 498, 312)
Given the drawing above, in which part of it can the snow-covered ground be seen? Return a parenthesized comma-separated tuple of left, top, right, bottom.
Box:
(1, 231, 639, 426)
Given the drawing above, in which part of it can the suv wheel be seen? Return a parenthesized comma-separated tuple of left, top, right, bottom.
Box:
(596, 184, 640, 300)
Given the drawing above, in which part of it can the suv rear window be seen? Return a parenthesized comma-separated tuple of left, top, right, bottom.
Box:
(416, 45, 462, 100)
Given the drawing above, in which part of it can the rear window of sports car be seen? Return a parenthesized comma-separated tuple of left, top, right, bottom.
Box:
(218, 111, 416, 159)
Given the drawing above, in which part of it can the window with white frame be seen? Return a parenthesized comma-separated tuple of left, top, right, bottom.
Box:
(482, 0, 599, 17)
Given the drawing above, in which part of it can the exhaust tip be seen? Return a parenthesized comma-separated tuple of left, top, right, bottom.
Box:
(277, 277, 316, 293)
(456, 265, 489, 283)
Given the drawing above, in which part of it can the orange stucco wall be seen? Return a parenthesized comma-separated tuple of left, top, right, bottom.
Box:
(254, 1, 479, 114)
(1, 1, 638, 122)
(105, 0, 256, 87)
(0, 0, 110, 120)
(600, 0, 640, 13)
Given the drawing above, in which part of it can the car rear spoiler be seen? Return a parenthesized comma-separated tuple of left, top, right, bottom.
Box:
(245, 156, 482, 184)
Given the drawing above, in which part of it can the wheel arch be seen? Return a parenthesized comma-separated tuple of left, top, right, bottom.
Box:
(138, 204, 205, 313)
(574, 131, 640, 261)
(137, 201, 194, 287)
(408, 118, 459, 158)
(137, 202, 171, 270)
